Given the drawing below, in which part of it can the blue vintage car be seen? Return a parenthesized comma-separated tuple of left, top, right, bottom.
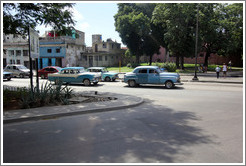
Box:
(87, 67, 119, 82)
(48, 67, 100, 86)
(124, 66, 182, 89)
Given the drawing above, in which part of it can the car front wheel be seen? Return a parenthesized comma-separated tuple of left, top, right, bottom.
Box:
(165, 80, 174, 89)
(83, 79, 91, 86)
(105, 77, 111, 82)
(128, 80, 136, 87)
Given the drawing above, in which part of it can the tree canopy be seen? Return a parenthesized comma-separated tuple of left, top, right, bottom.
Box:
(114, 3, 243, 67)
(3, 3, 76, 36)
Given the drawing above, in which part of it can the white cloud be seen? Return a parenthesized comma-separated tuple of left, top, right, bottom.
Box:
(66, 7, 84, 22)
(76, 22, 90, 32)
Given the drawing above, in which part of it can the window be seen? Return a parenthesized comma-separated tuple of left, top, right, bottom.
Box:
(99, 56, 102, 61)
(16, 50, 21, 56)
(56, 49, 60, 53)
(17, 60, 20, 64)
(103, 43, 107, 48)
(83, 55, 87, 61)
(9, 50, 14, 56)
(138, 69, 147, 73)
(112, 44, 114, 49)
(23, 50, 28, 56)
(105, 56, 108, 61)
(94, 56, 98, 61)
(47, 49, 52, 53)
(149, 69, 158, 74)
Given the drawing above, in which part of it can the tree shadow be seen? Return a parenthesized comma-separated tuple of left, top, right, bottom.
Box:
(84, 100, 214, 163)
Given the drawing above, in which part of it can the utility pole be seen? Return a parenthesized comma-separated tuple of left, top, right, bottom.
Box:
(193, 3, 199, 81)
(28, 27, 34, 92)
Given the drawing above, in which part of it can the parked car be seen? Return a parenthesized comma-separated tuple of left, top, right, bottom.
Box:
(87, 67, 119, 82)
(48, 67, 101, 86)
(4, 64, 31, 78)
(123, 66, 182, 89)
(38, 66, 62, 79)
(3, 71, 12, 81)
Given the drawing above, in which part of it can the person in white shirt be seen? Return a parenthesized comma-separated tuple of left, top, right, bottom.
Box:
(215, 65, 221, 79)
(222, 63, 228, 78)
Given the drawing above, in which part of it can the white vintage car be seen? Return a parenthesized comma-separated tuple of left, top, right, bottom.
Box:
(48, 67, 101, 86)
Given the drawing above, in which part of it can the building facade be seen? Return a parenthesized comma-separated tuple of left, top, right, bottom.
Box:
(3, 34, 35, 68)
(38, 30, 86, 69)
(79, 34, 125, 67)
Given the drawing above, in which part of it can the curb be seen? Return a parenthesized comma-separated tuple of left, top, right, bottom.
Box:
(181, 80, 243, 84)
(3, 94, 144, 124)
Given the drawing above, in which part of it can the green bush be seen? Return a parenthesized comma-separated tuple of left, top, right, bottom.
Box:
(155, 62, 177, 72)
(126, 63, 139, 68)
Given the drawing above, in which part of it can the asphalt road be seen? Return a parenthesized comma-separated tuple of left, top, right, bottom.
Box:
(3, 78, 244, 163)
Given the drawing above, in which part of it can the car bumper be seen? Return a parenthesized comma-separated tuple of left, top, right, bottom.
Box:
(174, 82, 183, 85)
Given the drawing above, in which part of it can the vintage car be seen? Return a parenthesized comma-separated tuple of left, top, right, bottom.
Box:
(123, 66, 182, 89)
(48, 67, 100, 86)
(4, 64, 31, 78)
(87, 67, 119, 82)
(38, 66, 62, 79)
(3, 71, 12, 81)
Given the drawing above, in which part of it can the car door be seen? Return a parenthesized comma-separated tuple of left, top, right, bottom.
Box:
(136, 69, 148, 84)
(148, 69, 160, 84)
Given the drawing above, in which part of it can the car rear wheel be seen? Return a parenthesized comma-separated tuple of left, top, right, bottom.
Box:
(83, 79, 91, 86)
(128, 80, 136, 87)
(19, 73, 24, 78)
(105, 77, 111, 82)
(41, 74, 45, 79)
(165, 80, 174, 89)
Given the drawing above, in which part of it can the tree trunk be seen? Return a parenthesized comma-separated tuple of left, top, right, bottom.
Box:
(149, 54, 153, 66)
(204, 50, 210, 67)
(180, 56, 184, 70)
(176, 55, 180, 69)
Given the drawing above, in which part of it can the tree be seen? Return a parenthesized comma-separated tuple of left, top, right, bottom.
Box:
(216, 3, 243, 66)
(152, 3, 196, 69)
(114, 4, 150, 64)
(3, 3, 76, 36)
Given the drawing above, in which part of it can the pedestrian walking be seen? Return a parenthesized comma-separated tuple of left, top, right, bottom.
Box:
(215, 65, 221, 79)
(222, 63, 228, 78)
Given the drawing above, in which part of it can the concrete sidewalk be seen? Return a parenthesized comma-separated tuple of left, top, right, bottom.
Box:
(3, 92, 144, 124)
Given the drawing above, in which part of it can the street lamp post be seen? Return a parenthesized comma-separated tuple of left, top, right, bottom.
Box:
(193, 3, 199, 81)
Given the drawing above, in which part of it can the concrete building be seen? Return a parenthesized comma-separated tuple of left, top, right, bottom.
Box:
(79, 34, 125, 67)
(3, 34, 35, 68)
(38, 30, 86, 69)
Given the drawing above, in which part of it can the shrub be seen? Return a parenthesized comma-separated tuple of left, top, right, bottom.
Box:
(158, 62, 177, 72)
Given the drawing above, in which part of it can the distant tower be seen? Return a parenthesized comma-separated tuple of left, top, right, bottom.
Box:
(92, 34, 102, 44)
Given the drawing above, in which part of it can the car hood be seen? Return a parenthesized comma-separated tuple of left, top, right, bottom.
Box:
(20, 69, 30, 72)
(160, 72, 180, 77)
(104, 72, 118, 75)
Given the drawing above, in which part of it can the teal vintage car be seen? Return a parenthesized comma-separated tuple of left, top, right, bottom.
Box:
(124, 66, 182, 89)
(87, 67, 119, 82)
(48, 67, 100, 86)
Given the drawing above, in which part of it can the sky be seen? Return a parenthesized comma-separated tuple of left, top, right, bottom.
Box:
(37, 2, 124, 47)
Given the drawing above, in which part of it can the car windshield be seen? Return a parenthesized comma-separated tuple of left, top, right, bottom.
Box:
(17, 65, 28, 70)
(103, 68, 109, 72)
(56, 67, 62, 71)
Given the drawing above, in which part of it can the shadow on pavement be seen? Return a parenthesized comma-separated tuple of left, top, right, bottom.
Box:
(3, 99, 214, 163)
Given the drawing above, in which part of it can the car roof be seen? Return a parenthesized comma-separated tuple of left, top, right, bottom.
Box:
(87, 67, 105, 69)
(135, 66, 159, 69)
(61, 67, 84, 70)
(6, 64, 25, 66)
